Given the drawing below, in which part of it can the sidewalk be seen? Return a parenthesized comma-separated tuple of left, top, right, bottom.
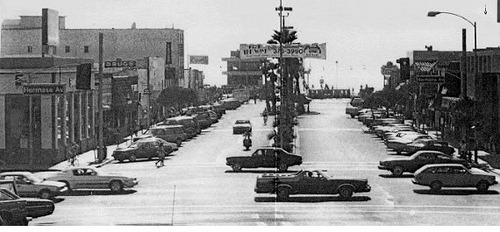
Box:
(50, 130, 148, 170)
(426, 130, 500, 175)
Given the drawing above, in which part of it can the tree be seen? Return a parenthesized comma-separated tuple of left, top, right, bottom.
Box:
(157, 87, 199, 110)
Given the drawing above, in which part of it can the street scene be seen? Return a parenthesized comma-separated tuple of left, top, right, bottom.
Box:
(1, 0, 500, 228)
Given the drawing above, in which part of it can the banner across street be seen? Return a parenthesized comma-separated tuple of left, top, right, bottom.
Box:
(239, 43, 326, 60)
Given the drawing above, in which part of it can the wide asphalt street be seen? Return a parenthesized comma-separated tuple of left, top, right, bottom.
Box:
(31, 99, 500, 226)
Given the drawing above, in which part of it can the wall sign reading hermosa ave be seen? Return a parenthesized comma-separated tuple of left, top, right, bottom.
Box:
(23, 84, 65, 95)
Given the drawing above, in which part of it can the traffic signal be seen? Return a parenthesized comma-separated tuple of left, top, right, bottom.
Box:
(396, 57, 410, 80)
(76, 63, 92, 90)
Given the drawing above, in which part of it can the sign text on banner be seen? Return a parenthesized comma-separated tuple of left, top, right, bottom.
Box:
(239, 43, 326, 59)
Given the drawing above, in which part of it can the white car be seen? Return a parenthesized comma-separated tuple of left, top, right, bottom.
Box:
(39, 166, 138, 192)
(0, 172, 68, 199)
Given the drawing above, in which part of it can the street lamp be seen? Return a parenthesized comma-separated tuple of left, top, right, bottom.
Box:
(428, 10, 479, 163)
(427, 11, 477, 98)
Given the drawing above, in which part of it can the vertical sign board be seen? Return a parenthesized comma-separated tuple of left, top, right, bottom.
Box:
(42, 8, 59, 46)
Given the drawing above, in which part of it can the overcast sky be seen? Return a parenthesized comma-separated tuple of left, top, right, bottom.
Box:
(1, 0, 499, 90)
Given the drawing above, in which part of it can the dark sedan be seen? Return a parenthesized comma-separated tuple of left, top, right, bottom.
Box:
(402, 140, 456, 155)
(378, 150, 471, 176)
(226, 147, 302, 172)
(112, 137, 177, 162)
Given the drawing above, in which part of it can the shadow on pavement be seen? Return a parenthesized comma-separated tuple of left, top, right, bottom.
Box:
(254, 195, 371, 203)
(378, 174, 414, 178)
(52, 198, 65, 203)
(479, 153, 500, 169)
(64, 189, 137, 196)
(112, 157, 173, 165)
(225, 170, 299, 174)
(413, 189, 499, 195)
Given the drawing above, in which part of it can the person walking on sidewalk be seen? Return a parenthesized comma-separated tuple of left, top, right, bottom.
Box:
(156, 143, 166, 168)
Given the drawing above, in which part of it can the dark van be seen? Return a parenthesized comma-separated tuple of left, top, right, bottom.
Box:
(144, 125, 187, 147)
(161, 116, 201, 138)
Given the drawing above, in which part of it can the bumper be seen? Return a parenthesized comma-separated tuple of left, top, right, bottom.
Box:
(378, 165, 391, 171)
(411, 179, 426, 186)
(386, 142, 406, 151)
(124, 180, 138, 188)
(57, 186, 69, 195)
(358, 184, 371, 193)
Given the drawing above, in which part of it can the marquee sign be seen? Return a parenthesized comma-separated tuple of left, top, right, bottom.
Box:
(414, 60, 445, 83)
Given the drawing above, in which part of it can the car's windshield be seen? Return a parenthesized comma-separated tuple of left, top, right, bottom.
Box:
(236, 120, 249, 124)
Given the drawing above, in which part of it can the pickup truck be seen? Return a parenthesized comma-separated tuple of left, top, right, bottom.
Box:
(0, 180, 55, 226)
(226, 147, 302, 172)
(254, 170, 371, 200)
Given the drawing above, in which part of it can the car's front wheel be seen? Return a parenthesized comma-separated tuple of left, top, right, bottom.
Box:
(391, 166, 404, 176)
(176, 138, 182, 147)
(277, 187, 290, 201)
(39, 189, 53, 199)
(231, 164, 242, 172)
(109, 180, 123, 192)
(430, 181, 442, 192)
(278, 163, 288, 172)
(128, 155, 137, 162)
(338, 185, 354, 198)
(477, 181, 490, 192)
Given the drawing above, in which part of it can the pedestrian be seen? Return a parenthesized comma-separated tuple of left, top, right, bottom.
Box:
(156, 143, 166, 168)
(489, 135, 496, 155)
(459, 140, 467, 160)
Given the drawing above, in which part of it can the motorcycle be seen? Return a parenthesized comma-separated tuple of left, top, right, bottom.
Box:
(243, 132, 252, 150)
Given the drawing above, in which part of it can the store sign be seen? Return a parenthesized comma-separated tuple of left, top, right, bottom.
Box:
(105, 59, 137, 68)
(414, 60, 445, 83)
(239, 43, 326, 59)
(23, 84, 65, 95)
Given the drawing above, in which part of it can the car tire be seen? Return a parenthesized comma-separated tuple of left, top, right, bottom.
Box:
(15, 217, 28, 226)
(391, 166, 404, 176)
(0, 213, 12, 226)
(477, 181, 490, 192)
(338, 185, 354, 199)
(430, 181, 442, 192)
(117, 158, 125, 163)
(176, 138, 182, 147)
(109, 180, 123, 192)
(231, 164, 242, 172)
(278, 163, 288, 172)
(128, 155, 137, 162)
(276, 187, 290, 201)
(39, 189, 53, 199)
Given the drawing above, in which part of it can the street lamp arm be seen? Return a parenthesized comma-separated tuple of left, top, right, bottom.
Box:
(432, 11, 475, 27)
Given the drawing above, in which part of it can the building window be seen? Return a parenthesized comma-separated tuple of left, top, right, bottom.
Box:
(84, 46, 89, 53)
(166, 42, 172, 64)
(27, 46, 33, 53)
(65, 46, 70, 53)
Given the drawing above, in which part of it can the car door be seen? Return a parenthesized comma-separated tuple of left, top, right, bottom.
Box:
(411, 153, 435, 172)
(302, 171, 331, 194)
(249, 149, 265, 168)
(263, 149, 277, 168)
(71, 168, 90, 189)
(12, 175, 33, 197)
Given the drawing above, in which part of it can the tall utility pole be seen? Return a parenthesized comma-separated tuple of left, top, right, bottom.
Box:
(275, 0, 292, 150)
(97, 33, 105, 162)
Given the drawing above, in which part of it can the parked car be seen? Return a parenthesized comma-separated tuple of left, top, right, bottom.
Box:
(383, 131, 422, 142)
(40, 166, 138, 192)
(226, 147, 302, 172)
(207, 110, 219, 124)
(220, 98, 241, 110)
(378, 150, 471, 176)
(233, 119, 252, 134)
(161, 116, 201, 138)
(0, 172, 68, 199)
(412, 163, 498, 192)
(254, 170, 371, 200)
(0, 180, 54, 225)
(113, 137, 177, 162)
(143, 125, 187, 147)
(402, 140, 456, 155)
(192, 112, 212, 129)
(385, 133, 435, 154)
